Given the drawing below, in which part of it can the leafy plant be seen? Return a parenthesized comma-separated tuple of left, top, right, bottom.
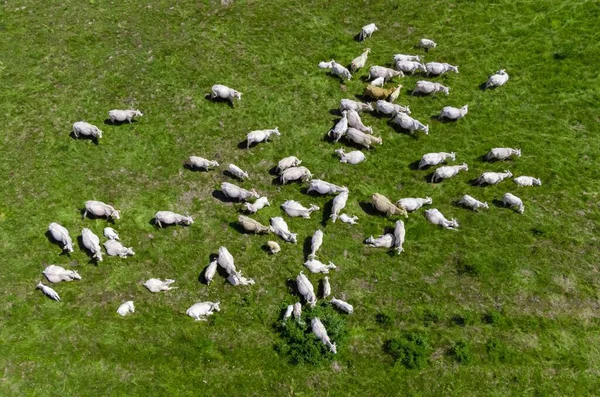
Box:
(448, 340, 472, 365)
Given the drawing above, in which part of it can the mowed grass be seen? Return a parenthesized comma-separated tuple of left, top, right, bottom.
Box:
(1, 0, 599, 394)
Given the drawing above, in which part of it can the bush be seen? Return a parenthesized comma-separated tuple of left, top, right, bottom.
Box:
(384, 333, 429, 369)
(448, 340, 472, 364)
(274, 304, 347, 365)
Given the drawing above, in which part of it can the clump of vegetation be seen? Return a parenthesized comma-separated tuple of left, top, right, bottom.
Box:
(486, 338, 510, 363)
(375, 312, 393, 328)
(482, 310, 505, 326)
(384, 333, 430, 369)
(274, 304, 347, 365)
(422, 309, 442, 327)
(448, 340, 472, 364)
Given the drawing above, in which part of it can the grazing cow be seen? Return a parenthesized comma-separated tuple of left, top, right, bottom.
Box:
(503, 193, 525, 213)
(375, 100, 410, 116)
(322, 277, 331, 298)
(365, 233, 395, 248)
(311, 318, 337, 353)
(363, 85, 399, 101)
(184, 156, 219, 170)
(309, 230, 323, 259)
(304, 259, 336, 274)
(211, 84, 242, 103)
(329, 111, 349, 142)
(117, 301, 135, 316)
(281, 200, 319, 218)
(280, 166, 312, 184)
(307, 179, 348, 195)
(84, 200, 120, 220)
(42, 265, 81, 284)
(370, 77, 385, 87)
(424, 209, 459, 230)
(293, 302, 302, 322)
(104, 240, 135, 257)
(186, 301, 221, 321)
(419, 152, 456, 169)
(350, 48, 371, 72)
(73, 121, 102, 140)
(296, 271, 317, 307)
(283, 305, 294, 321)
(270, 217, 298, 243)
(331, 297, 353, 314)
(37, 282, 60, 301)
(244, 197, 270, 213)
(393, 54, 421, 62)
(346, 128, 382, 149)
(391, 112, 429, 135)
(475, 170, 513, 185)
(425, 62, 458, 76)
(394, 220, 406, 254)
(227, 272, 255, 286)
(228, 164, 249, 180)
(486, 69, 509, 89)
(346, 109, 372, 133)
(277, 156, 302, 173)
(319, 60, 352, 80)
(412, 81, 450, 96)
(457, 194, 489, 211)
(266, 241, 281, 254)
(339, 99, 373, 113)
(144, 278, 176, 293)
(335, 149, 366, 165)
(217, 246, 238, 275)
(204, 259, 218, 285)
(484, 148, 521, 161)
(395, 61, 426, 74)
(154, 211, 193, 227)
(396, 197, 432, 212)
(368, 66, 404, 81)
(103, 227, 119, 241)
(247, 127, 280, 148)
(238, 215, 271, 234)
(439, 105, 468, 121)
(330, 190, 349, 223)
(48, 223, 74, 253)
(418, 38, 437, 49)
(221, 182, 259, 201)
(371, 193, 408, 217)
(432, 164, 468, 183)
(359, 23, 378, 41)
(81, 228, 103, 261)
(339, 214, 359, 224)
(108, 109, 143, 123)
(514, 176, 542, 187)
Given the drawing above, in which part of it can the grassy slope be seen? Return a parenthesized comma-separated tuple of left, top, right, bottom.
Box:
(0, 0, 599, 395)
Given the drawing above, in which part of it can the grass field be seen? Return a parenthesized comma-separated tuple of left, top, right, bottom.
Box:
(1, 0, 599, 395)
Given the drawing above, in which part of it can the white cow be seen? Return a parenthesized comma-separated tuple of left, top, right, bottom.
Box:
(309, 230, 323, 259)
(331, 61, 352, 81)
(475, 170, 513, 185)
(418, 38, 437, 49)
(311, 318, 336, 353)
(304, 259, 336, 274)
(391, 112, 429, 134)
(280, 166, 312, 184)
(432, 163, 468, 182)
(281, 200, 320, 218)
(365, 233, 395, 248)
(267, 241, 281, 254)
(104, 240, 135, 257)
(154, 211, 193, 227)
(103, 227, 119, 241)
(457, 194, 489, 211)
(211, 84, 242, 102)
(221, 182, 259, 201)
(186, 301, 221, 321)
(228, 164, 249, 180)
(37, 282, 60, 301)
(375, 100, 411, 116)
(283, 304, 294, 321)
(350, 48, 371, 73)
(42, 265, 81, 284)
(247, 127, 280, 148)
(117, 301, 135, 316)
(339, 214, 359, 224)
(418, 152, 456, 169)
(335, 149, 366, 165)
(277, 156, 302, 173)
(227, 271, 255, 286)
(394, 220, 406, 254)
(84, 200, 120, 220)
(486, 69, 509, 89)
(144, 278, 176, 293)
(425, 62, 458, 76)
(331, 297, 353, 314)
(204, 259, 218, 285)
(503, 193, 525, 213)
(395, 61, 426, 74)
(514, 176, 542, 187)
(424, 209, 459, 230)
(73, 121, 102, 140)
(330, 190, 349, 223)
(339, 99, 373, 113)
(218, 246, 238, 275)
(368, 66, 404, 81)
(270, 217, 298, 243)
(412, 81, 450, 96)
(185, 156, 219, 170)
(346, 128, 382, 148)
(370, 77, 385, 87)
(393, 54, 421, 62)
(108, 109, 143, 123)
(329, 111, 349, 142)
(322, 277, 331, 298)
(484, 148, 521, 161)
(296, 271, 317, 307)
(307, 180, 348, 195)
(439, 105, 468, 121)
(81, 228, 103, 261)
(396, 197, 432, 212)
(359, 23, 378, 41)
(293, 302, 302, 322)
(244, 197, 270, 213)
(48, 223, 74, 253)
(346, 109, 372, 133)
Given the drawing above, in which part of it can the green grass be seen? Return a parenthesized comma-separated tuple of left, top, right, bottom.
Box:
(1, 0, 599, 395)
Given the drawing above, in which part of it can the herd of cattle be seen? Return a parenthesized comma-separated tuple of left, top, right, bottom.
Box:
(37, 23, 539, 355)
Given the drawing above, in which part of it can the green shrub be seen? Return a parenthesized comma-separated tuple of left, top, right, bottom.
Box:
(274, 304, 347, 365)
(448, 340, 472, 364)
(384, 333, 429, 369)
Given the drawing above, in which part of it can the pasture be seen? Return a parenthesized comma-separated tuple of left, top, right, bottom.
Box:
(1, 0, 599, 395)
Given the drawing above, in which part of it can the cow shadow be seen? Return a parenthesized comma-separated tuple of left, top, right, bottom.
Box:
(468, 178, 483, 186)
(228, 221, 252, 235)
(479, 82, 488, 91)
(492, 199, 506, 209)
(359, 201, 381, 217)
(45, 230, 71, 256)
(408, 160, 422, 170)
(204, 94, 234, 108)
(426, 173, 437, 183)
(80, 208, 115, 223)
(237, 140, 251, 149)
(320, 199, 334, 227)
(432, 114, 456, 124)
(76, 236, 100, 265)
(103, 118, 137, 126)
(302, 236, 313, 260)
(223, 170, 242, 181)
(183, 163, 211, 172)
(212, 190, 237, 203)
(285, 278, 301, 298)
(268, 165, 279, 176)
(387, 121, 420, 139)
(329, 108, 341, 116)
(70, 131, 99, 145)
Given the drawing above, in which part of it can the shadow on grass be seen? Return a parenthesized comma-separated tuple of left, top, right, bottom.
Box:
(204, 94, 234, 108)
(319, 199, 334, 227)
(285, 278, 301, 298)
(183, 163, 214, 172)
(302, 236, 312, 260)
(268, 165, 279, 176)
(223, 170, 243, 181)
(70, 131, 99, 145)
(387, 121, 420, 140)
(492, 199, 507, 209)
(80, 208, 115, 223)
(103, 118, 137, 126)
(408, 160, 422, 170)
(478, 82, 488, 91)
(212, 190, 238, 203)
(359, 201, 382, 217)
(432, 114, 457, 124)
(329, 108, 341, 116)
